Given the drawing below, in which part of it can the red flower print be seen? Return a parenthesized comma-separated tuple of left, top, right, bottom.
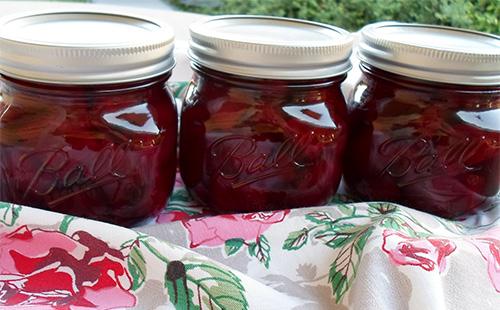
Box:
(156, 207, 212, 224)
(0, 226, 136, 309)
(157, 210, 194, 223)
(382, 229, 456, 273)
(183, 210, 289, 247)
(469, 227, 500, 292)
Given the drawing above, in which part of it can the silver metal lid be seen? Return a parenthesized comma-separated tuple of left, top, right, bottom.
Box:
(189, 15, 353, 80)
(359, 22, 500, 85)
(0, 10, 175, 85)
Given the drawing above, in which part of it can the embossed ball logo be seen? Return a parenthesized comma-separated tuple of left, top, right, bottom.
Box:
(207, 134, 315, 189)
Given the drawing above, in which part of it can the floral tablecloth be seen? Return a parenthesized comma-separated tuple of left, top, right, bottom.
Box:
(0, 82, 499, 310)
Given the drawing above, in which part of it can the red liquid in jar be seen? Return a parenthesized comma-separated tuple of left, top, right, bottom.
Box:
(180, 66, 348, 213)
(0, 75, 177, 226)
(345, 65, 500, 218)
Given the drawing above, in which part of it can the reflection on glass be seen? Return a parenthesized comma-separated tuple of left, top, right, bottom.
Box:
(282, 102, 337, 129)
(456, 109, 500, 132)
(103, 102, 160, 134)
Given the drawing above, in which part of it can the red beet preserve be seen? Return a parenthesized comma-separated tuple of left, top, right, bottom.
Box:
(0, 11, 177, 226)
(345, 22, 500, 218)
(180, 16, 353, 213)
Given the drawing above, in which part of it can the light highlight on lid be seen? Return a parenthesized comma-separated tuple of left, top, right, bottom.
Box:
(359, 22, 500, 85)
(188, 15, 353, 80)
(0, 10, 175, 84)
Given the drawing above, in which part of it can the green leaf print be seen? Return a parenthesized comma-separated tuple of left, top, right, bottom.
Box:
(249, 235, 271, 268)
(332, 223, 358, 233)
(167, 189, 205, 216)
(314, 224, 362, 249)
(169, 81, 190, 99)
(183, 262, 249, 310)
(328, 193, 357, 205)
(305, 211, 334, 224)
(283, 228, 308, 251)
(329, 264, 348, 303)
(282, 204, 436, 304)
(368, 202, 430, 237)
(337, 204, 356, 216)
(166, 261, 199, 310)
(0, 202, 21, 227)
(367, 202, 398, 216)
(314, 229, 357, 249)
(225, 238, 244, 256)
(127, 244, 147, 291)
(381, 216, 402, 230)
(166, 281, 198, 310)
(247, 242, 257, 256)
(140, 238, 249, 310)
(379, 216, 417, 237)
(169, 189, 192, 205)
(354, 227, 372, 255)
(59, 215, 76, 233)
(325, 232, 357, 249)
(328, 226, 374, 303)
(282, 208, 377, 302)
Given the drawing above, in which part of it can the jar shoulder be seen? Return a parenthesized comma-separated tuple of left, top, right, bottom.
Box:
(182, 75, 349, 132)
(0, 82, 177, 147)
(350, 72, 500, 111)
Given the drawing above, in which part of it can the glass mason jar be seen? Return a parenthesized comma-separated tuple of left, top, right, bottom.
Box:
(180, 16, 353, 213)
(345, 22, 500, 218)
(0, 11, 178, 226)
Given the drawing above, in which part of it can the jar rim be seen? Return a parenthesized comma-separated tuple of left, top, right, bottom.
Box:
(0, 10, 175, 85)
(189, 15, 353, 80)
(190, 62, 347, 91)
(358, 21, 500, 86)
